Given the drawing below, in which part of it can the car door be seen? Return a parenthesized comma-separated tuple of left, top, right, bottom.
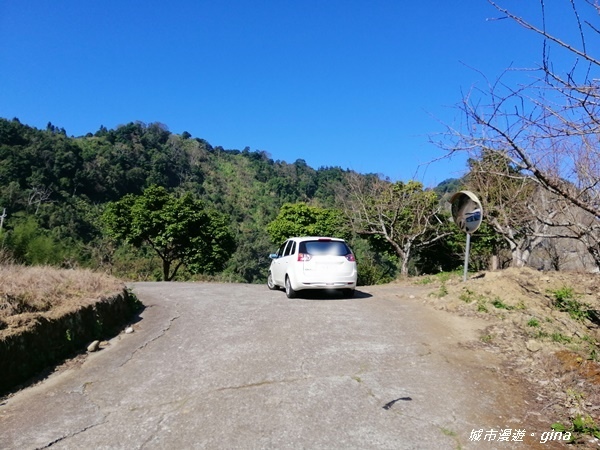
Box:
(271, 240, 290, 285)
(283, 240, 297, 282)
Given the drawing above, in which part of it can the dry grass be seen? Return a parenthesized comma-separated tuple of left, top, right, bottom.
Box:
(0, 264, 125, 333)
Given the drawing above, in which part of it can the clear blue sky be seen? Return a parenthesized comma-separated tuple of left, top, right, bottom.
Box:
(0, 1, 585, 186)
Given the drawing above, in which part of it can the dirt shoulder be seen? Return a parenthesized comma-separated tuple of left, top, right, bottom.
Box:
(404, 267, 600, 447)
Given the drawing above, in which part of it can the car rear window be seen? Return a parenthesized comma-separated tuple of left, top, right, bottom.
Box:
(299, 240, 350, 256)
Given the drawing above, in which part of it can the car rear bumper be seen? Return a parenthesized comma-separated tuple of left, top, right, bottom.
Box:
(291, 273, 357, 291)
(300, 281, 357, 290)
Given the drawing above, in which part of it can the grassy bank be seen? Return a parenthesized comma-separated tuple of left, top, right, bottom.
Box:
(1, 265, 125, 334)
(0, 264, 139, 395)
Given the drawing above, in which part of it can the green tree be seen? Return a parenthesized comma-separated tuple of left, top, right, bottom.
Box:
(266, 202, 349, 244)
(102, 185, 235, 281)
(2, 215, 66, 265)
(416, 217, 506, 273)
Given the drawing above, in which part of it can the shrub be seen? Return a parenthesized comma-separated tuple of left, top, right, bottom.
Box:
(549, 286, 591, 322)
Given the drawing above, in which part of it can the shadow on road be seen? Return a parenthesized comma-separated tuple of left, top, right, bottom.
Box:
(294, 289, 372, 301)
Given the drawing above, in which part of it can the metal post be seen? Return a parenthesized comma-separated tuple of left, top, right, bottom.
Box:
(463, 232, 471, 282)
(0, 208, 6, 233)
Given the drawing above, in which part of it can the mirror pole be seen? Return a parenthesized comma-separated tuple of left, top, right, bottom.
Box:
(463, 232, 471, 282)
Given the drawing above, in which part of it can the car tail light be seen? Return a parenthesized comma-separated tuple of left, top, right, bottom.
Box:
(298, 253, 312, 262)
(345, 254, 356, 262)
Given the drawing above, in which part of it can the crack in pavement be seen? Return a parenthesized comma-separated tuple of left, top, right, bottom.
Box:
(118, 314, 181, 368)
(216, 377, 308, 392)
(34, 313, 183, 449)
(37, 419, 108, 449)
(42, 384, 191, 449)
(139, 416, 167, 449)
(131, 397, 194, 449)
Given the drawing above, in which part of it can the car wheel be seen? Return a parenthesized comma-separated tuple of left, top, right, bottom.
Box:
(285, 276, 297, 299)
(267, 273, 278, 290)
(342, 289, 355, 298)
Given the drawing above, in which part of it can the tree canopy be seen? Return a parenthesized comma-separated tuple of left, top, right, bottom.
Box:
(102, 185, 235, 281)
(266, 203, 349, 244)
(338, 174, 448, 276)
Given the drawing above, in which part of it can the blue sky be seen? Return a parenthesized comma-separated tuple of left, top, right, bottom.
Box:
(0, 1, 587, 186)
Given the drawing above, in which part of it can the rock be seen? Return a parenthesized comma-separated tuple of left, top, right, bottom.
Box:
(87, 340, 100, 352)
(526, 340, 542, 352)
(125, 326, 134, 334)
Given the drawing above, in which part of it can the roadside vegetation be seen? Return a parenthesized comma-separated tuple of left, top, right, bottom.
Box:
(414, 267, 600, 445)
(0, 255, 124, 335)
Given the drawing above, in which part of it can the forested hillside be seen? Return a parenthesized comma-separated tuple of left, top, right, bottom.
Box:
(0, 118, 397, 282)
(6, 117, 587, 282)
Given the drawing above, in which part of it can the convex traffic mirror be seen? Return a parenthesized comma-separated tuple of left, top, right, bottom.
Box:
(450, 190, 483, 234)
(450, 190, 483, 281)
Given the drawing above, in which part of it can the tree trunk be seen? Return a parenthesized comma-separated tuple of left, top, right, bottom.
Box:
(400, 258, 410, 277)
(399, 241, 413, 277)
(163, 259, 171, 281)
(511, 248, 527, 268)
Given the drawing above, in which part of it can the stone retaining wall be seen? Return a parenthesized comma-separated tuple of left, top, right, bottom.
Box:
(0, 289, 142, 395)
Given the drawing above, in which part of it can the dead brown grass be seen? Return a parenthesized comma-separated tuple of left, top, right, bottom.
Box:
(0, 264, 125, 334)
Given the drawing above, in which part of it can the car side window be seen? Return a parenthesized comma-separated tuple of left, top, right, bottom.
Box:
(277, 241, 288, 257)
(289, 241, 296, 256)
(283, 240, 293, 257)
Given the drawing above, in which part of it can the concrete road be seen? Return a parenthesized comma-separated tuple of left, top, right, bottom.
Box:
(1, 283, 544, 449)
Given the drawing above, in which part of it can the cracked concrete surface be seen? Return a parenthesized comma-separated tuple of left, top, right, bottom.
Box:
(0, 282, 547, 449)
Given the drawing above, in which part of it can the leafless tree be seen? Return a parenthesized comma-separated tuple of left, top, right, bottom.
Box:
(531, 190, 600, 269)
(466, 149, 556, 266)
(27, 185, 53, 215)
(438, 0, 600, 268)
(337, 172, 448, 276)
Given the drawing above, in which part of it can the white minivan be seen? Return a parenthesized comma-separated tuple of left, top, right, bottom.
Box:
(267, 237, 358, 298)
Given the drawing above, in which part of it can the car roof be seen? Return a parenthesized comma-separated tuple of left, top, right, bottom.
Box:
(287, 236, 346, 243)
